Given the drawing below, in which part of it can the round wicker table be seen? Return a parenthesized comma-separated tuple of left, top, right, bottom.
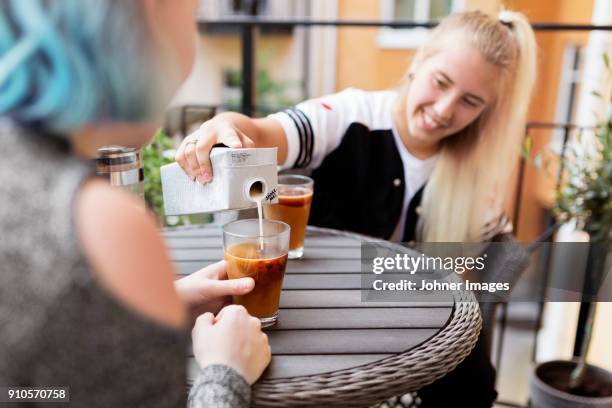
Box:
(164, 225, 481, 408)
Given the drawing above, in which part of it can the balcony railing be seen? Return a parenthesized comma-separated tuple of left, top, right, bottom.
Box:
(196, 17, 612, 116)
(197, 0, 307, 20)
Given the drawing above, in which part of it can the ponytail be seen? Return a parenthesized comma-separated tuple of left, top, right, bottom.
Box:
(402, 10, 538, 242)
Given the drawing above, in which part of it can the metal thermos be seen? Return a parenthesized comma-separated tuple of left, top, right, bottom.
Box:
(95, 146, 144, 200)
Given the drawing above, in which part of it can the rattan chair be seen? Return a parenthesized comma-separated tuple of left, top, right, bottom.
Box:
(477, 233, 531, 358)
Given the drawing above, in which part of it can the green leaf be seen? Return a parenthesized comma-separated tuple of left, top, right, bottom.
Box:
(521, 135, 533, 158)
(143, 129, 176, 225)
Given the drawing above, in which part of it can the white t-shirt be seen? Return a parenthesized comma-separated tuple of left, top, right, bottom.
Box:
(389, 126, 438, 241)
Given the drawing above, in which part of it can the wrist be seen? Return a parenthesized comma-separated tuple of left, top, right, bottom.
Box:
(191, 364, 252, 406)
(198, 356, 251, 384)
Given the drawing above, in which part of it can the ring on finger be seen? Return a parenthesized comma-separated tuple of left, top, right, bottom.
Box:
(186, 135, 200, 145)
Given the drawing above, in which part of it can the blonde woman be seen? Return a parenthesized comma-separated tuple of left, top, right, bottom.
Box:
(176, 9, 537, 407)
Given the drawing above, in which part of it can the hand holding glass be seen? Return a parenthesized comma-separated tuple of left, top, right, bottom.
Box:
(223, 219, 290, 327)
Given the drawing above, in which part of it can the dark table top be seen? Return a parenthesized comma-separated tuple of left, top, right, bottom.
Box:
(164, 225, 480, 407)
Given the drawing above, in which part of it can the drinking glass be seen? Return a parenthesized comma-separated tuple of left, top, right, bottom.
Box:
(223, 219, 290, 327)
(263, 175, 313, 259)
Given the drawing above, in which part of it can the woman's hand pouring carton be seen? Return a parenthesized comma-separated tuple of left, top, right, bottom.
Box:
(161, 147, 279, 215)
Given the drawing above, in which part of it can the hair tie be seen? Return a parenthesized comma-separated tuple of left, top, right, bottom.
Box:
(498, 11, 514, 29)
(499, 19, 514, 29)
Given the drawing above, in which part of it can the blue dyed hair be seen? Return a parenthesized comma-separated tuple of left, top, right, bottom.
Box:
(0, 0, 165, 133)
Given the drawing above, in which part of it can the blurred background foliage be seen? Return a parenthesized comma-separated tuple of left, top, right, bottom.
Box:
(143, 128, 174, 224)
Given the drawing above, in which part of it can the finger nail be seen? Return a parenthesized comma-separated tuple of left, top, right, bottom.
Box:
(241, 278, 254, 289)
(202, 170, 211, 183)
(196, 175, 206, 184)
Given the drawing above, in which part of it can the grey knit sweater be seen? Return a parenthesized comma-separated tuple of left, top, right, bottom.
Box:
(0, 120, 250, 407)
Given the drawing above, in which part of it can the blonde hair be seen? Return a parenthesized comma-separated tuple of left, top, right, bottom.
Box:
(396, 10, 537, 242)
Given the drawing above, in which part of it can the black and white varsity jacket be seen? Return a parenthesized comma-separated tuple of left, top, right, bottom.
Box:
(270, 88, 509, 242)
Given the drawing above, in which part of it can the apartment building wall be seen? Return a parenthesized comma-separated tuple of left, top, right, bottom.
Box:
(335, 0, 501, 92)
(171, 30, 305, 110)
(171, 0, 311, 110)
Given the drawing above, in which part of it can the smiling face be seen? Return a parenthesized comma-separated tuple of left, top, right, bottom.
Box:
(403, 45, 501, 151)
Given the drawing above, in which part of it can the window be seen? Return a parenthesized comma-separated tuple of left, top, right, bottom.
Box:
(378, 0, 463, 49)
(230, 0, 268, 16)
(199, 0, 303, 20)
(550, 45, 585, 155)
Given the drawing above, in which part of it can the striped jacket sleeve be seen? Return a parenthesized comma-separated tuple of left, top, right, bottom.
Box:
(268, 87, 370, 170)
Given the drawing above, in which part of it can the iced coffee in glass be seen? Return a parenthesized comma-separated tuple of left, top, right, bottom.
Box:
(223, 219, 290, 328)
(264, 175, 313, 259)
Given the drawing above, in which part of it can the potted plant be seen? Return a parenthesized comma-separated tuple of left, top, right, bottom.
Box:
(529, 55, 612, 407)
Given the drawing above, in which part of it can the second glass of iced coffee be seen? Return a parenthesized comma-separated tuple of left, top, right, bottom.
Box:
(264, 174, 313, 259)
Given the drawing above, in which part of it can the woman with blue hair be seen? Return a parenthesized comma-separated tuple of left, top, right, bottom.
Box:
(0, 1, 270, 407)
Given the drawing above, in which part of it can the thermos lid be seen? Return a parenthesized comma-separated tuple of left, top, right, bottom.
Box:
(96, 145, 139, 165)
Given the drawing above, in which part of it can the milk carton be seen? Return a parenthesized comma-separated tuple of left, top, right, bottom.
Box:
(161, 147, 278, 215)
